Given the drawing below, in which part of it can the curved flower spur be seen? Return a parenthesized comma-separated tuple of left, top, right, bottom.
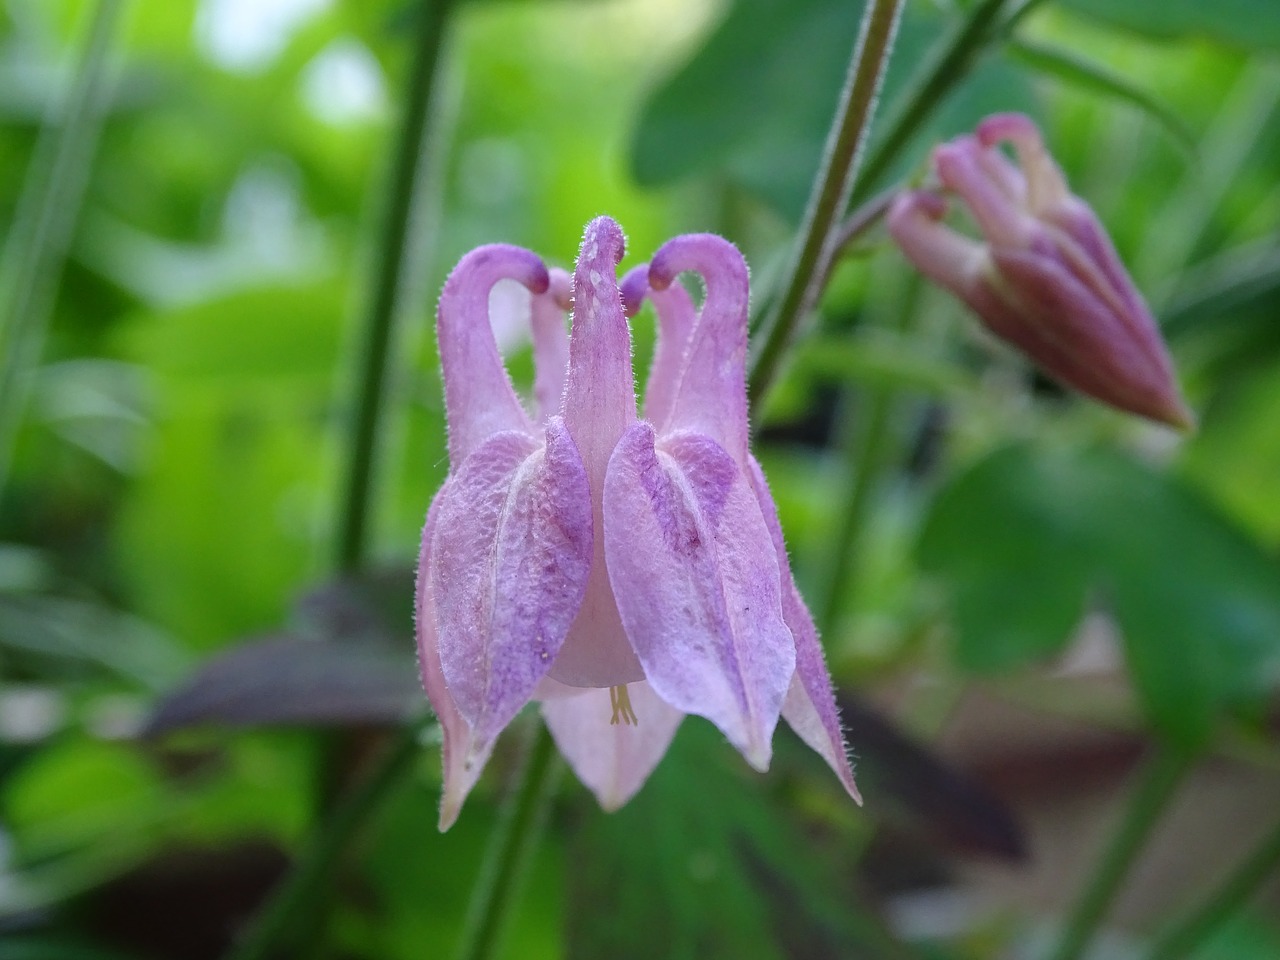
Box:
(887, 113, 1193, 429)
(416, 216, 860, 830)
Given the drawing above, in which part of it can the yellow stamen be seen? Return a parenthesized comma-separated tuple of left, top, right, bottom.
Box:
(609, 684, 638, 726)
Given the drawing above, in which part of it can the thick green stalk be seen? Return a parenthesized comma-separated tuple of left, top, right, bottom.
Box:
(335, 0, 453, 573)
(0, 0, 125, 491)
(1048, 745, 1193, 960)
(455, 723, 561, 960)
(1145, 814, 1280, 960)
(748, 0, 905, 410)
(226, 727, 425, 960)
(851, 0, 1008, 207)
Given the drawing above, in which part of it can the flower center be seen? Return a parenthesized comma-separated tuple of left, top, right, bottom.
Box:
(609, 684, 638, 726)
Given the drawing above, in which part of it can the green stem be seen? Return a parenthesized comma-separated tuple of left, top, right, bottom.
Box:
(335, 0, 454, 573)
(814, 268, 920, 635)
(226, 727, 425, 960)
(1048, 744, 1194, 960)
(455, 723, 561, 960)
(0, 0, 125, 491)
(1146, 814, 1280, 960)
(852, 0, 1008, 207)
(748, 0, 905, 411)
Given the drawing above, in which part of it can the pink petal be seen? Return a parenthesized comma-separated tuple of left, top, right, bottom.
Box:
(887, 191, 988, 300)
(604, 421, 794, 771)
(648, 234, 752, 466)
(621, 263, 698, 433)
(934, 136, 1034, 249)
(746, 456, 860, 802)
(415, 487, 494, 830)
(431, 417, 593, 753)
(541, 681, 683, 811)
(438, 244, 549, 463)
(531, 267, 572, 421)
(554, 217, 645, 688)
(977, 112, 1071, 215)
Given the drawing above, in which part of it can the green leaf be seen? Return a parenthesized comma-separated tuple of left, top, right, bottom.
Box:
(1058, 0, 1280, 53)
(918, 442, 1280, 746)
(566, 722, 888, 960)
(630, 0, 1038, 222)
(1007, 38, 1197, 154)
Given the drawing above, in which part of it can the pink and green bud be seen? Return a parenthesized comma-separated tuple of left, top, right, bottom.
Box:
(417, 217, 859, 829)
(887, 113, 1193, 429)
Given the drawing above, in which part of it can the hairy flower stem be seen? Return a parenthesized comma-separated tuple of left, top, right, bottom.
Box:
(455, 724, 562, 960)
(335, 0, 453, 573)
(1145, 813, 1280, 960)
(852, 0, 1010, 208)
(0, 0, 124, 493)
(225, 727, 426, 960)
(1048, 744, 1194, 960)
(748, 0, 905, 410)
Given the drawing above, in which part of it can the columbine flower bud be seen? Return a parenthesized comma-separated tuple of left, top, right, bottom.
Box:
(887, 113, 1193, 429)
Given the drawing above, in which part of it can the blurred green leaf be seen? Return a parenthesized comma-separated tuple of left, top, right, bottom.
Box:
(631, 0, 1038, 221)
(1058, 0, 1280, 52)
(918, 442, 1280, 746)
(1007, 38, 1197, 153)
(567, 722, 887, 960)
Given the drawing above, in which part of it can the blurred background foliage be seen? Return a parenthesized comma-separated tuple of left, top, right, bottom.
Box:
(0, 0, 1278, 958)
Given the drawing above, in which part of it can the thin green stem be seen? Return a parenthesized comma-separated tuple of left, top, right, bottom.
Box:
(1048, 744, 1194, 960)
(0, 0, 125, 491)
(814, 268, 920, 636)
(852, 0, 1008, 207)
(335, 0, 454, 573)
(225, 726, 426, 960)
(455, 723, 561, 960)
(748, 0, 905, 411)
(1146, 814, 1280, 960)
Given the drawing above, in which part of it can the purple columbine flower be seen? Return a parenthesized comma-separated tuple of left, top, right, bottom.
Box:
(416, 216, 859, 829)
(887, 112, 1193, 429)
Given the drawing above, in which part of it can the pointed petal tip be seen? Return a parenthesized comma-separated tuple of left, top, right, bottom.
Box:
(582, 216, 626, 267)
(741, 735, 773, 774)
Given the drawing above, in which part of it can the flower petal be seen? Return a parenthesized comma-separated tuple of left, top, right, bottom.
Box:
(648, 234, 751, 466)
(604, 421, 794, 770)
(541, 681, 683, 811)
(431, 417, 593, 754)
(531, 267, 572, 421)
(935, 135, 1035, 249)
(621, 263, 697, 432)
(415, 486, 493, 830)
(746, 456, 860, 802)
(887, 190, 989, 297)
(438, 244, 549, 462)
(554, 216, 645, 687)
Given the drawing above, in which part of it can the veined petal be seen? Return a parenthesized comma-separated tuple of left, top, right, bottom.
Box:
(648, 234, 751, 466)
(431, 418, 593, 754)
(531, 267, 572, 422)
(555, 216, 644, 687)
(746, 456, 860, 802)
(439, 244, 549, 463)
(604, 422, 794, 771)
(542, 681, 683, 811)
(990, 249, 1192, 427)
(415, 487, 494, 830)
(621, 263, 697, 433)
